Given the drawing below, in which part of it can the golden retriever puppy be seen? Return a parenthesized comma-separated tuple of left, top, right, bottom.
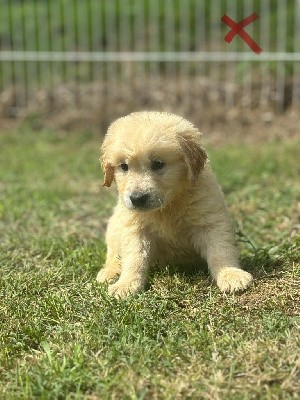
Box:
(97, 111, 253, 298)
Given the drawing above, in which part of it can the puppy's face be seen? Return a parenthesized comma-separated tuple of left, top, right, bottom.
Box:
(114, 145, 186, 211)
(102, 112, 207, 211)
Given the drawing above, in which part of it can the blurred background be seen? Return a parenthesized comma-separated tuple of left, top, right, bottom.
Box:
(0, 0, 299, 140)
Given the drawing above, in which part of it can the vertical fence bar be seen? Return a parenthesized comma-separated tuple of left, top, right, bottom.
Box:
(8, 1, 19, 110)
(119, 0, 130, 54)
(59, 0, 67, 86)
(21, 1, 33, 108)
(36, 0, 48, 94)
(148, 0, 160, 96)
(69, 0, 78, 87)
(33, 0, 41, 92)
(225, 0, 237, 108)
(210, 0, 216, 98)
(276, 0, 287, 112)
(95, 0, 103, 108)
(11, 0, 22, 108)
(104, 0, 117, 108)
(62, 0, 73, 85)
(208, 0, 213, 102)
(17, 0, 27, 108)
(178, 0, 190, 113)
(74, 0, 82, 90)
(293, 0, 300, 106)
(90, 0, 97, 86)
(134, 0, 146, 104)
(60, 1, 69, 84)
(164, 0, 176, 107)
(119, 0, 131, 105)
(87, 0, 94, 85)
(46, 0, 54, 98)
(79, 0, 90, 105)
(195, 0, 206, 81)
(260, 0, 270, 109)
(1, 2, 13, 101)
(93, 0, 103, 107)
(76, 0, 81, 102)
(209, 0, 221, 102)
(242, 0, 253, 108)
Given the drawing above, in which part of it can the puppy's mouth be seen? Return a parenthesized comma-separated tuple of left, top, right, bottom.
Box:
(123, 191, 163, 211)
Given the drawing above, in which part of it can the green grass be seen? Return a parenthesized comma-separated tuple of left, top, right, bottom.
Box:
(0, 127, 299, 399)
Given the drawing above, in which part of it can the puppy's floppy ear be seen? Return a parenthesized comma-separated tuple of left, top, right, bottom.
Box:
(178, 132, 207, 184)
(102, 162, 114, 187)
(101, 133, 115, 187)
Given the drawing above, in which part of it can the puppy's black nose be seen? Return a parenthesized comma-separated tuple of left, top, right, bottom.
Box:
(130, 192, 149, 208)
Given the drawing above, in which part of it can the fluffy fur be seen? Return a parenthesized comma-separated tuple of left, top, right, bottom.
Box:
(97, 111, 253, 298)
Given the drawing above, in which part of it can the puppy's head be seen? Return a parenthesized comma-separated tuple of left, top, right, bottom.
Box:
(101, 112, 207, 211)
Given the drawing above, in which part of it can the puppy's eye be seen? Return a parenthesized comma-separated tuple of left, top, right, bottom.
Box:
(120, 163, 128, 172)
(151, 160, 165, 171)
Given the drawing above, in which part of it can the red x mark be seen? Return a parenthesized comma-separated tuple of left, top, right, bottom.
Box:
(221, 13, 262, 54)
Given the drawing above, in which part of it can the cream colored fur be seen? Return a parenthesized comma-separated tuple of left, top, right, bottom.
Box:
(97, 111, 253, 298)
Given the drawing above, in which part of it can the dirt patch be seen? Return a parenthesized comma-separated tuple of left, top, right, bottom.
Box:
(0, 77, 299, 145)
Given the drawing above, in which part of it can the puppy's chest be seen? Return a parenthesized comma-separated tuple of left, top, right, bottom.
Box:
(146, 214, 192, 249)
(147, 221, 199, 265)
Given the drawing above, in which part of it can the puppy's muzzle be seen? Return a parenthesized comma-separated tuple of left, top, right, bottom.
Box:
(129, 191, 150, 208)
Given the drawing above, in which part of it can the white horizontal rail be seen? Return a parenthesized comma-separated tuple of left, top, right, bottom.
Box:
(1, 51, 300, 62)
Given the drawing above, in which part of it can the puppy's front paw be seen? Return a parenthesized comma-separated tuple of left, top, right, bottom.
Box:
(216, 267, 253, 293)
(108, 280, 144, 299)
(96, 267, 119, 283)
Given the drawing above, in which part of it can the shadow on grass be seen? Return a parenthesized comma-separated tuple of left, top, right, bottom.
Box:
(241, 249, 285, 280)
(147, 248, 285, 290)
(147, 261, 209, 289)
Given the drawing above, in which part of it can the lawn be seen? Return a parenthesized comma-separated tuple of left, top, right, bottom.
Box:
(0, 127, 299, 399)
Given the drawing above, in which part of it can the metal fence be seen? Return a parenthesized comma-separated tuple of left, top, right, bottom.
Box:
(0, 0, 299, 116)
